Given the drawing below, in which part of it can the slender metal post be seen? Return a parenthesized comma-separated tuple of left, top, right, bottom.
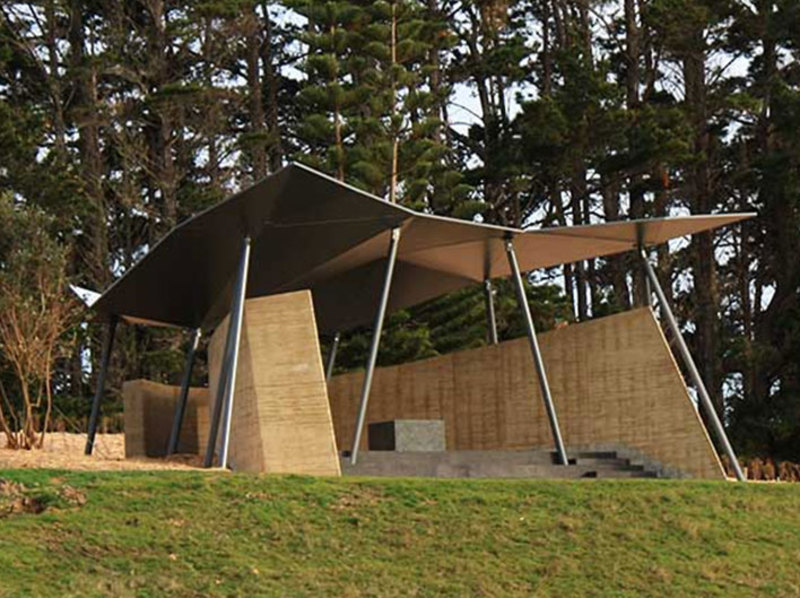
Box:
(204, 236, 252, 468)
(484, 279, 499, 345)
(350, 227, 401, 465)
(640, 250, 746, 481)
(325, 332, 341, 383)
(203, 344, 231, 467)
(217, 236, 252, 469)
(166, 327, 202, 456)
(505, 237, 569, 465)
(85, 315, 118, 455)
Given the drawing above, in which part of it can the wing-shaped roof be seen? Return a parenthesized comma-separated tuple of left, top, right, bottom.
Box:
(92, 163, 754, 334)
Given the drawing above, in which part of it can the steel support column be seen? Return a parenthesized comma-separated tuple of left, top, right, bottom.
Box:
(484, 279, 499, 345)
(85, 315, 118, 455)
(350, 227, 401, 465)
(166, 327, 202, 455)
(204, 236, 252, 468)
(505, 237, 569, 465)
(640, 250, 746, 481)
(325, 332, 341, 383)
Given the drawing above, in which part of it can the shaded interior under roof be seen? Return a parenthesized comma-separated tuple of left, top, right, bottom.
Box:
(92, 163, 753, 334)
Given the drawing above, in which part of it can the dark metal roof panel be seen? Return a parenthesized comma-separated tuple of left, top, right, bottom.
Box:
(92, 163, 754, 333)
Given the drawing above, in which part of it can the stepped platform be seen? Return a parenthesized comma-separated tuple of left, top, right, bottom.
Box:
(340, 448, 663, 479)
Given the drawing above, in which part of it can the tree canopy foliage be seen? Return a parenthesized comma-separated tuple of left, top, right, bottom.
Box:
(0, 0, 798, 458)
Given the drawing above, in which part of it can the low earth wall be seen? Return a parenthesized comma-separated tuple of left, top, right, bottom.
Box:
(123, 291, 340, 476)
(122, 379, 210, 458)
(328, 307, 724, 479)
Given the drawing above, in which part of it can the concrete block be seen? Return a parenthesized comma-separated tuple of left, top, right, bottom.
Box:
(368, 419, 446, 452)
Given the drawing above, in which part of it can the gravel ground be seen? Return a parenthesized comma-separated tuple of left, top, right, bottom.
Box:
(0, 433, 203, 471)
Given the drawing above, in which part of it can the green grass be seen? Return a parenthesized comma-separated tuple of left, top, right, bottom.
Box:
(1, 471, 799, 597)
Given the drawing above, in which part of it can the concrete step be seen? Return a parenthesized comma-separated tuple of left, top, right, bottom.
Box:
(340, 449, 663, 480)
(573, 457, 643, 468)
(346, 450, 559, 467)
(570, 451, 620, 460)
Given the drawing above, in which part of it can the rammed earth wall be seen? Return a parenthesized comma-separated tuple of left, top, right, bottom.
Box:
(328, 308, 724, 479)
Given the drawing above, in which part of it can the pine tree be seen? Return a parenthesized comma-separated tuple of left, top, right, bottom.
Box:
(719, 0, 800, 457)
(290, 0, 364, 180)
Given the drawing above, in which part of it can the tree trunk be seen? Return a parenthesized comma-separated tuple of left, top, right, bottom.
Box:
(683, 30, 721, 413)
(571, 162, 588, 320)
(625, 0, 647, 306)
(261, 1, 283, 172)
(145, 0, 178, 230)
(68, 0, 108, 289)
(652, 164, 670, 307)
(246, 9, 267, 181)
(601, 174, 631, 309)
(542, 0, 552, 97)
(45, 0, 67, 162)
(389, 1, 399, 204)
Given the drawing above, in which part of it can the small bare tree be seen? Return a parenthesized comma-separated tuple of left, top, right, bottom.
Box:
(0, 195, 77, 449)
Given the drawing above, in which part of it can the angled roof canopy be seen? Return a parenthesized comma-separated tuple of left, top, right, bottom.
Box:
(92, 163, 753, 334)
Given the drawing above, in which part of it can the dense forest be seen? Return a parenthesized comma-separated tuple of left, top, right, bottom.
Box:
(0, 0, 798, 458)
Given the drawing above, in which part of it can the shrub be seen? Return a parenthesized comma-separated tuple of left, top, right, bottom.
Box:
(0, 194, 77, 449)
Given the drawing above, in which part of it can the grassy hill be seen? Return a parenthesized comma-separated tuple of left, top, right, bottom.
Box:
(1, 470, 799, 597)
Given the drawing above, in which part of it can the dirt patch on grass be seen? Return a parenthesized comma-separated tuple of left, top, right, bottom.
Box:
(0, 433, 202, 472)
(0, 478, 26, 496)
(58, 485, 87, 506)
(1, 477, 90, 518)
(329, 487, 386, 511)
(0, 479, 45, 516)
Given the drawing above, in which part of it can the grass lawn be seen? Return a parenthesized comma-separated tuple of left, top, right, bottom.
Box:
(1, 470, 799, 597)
